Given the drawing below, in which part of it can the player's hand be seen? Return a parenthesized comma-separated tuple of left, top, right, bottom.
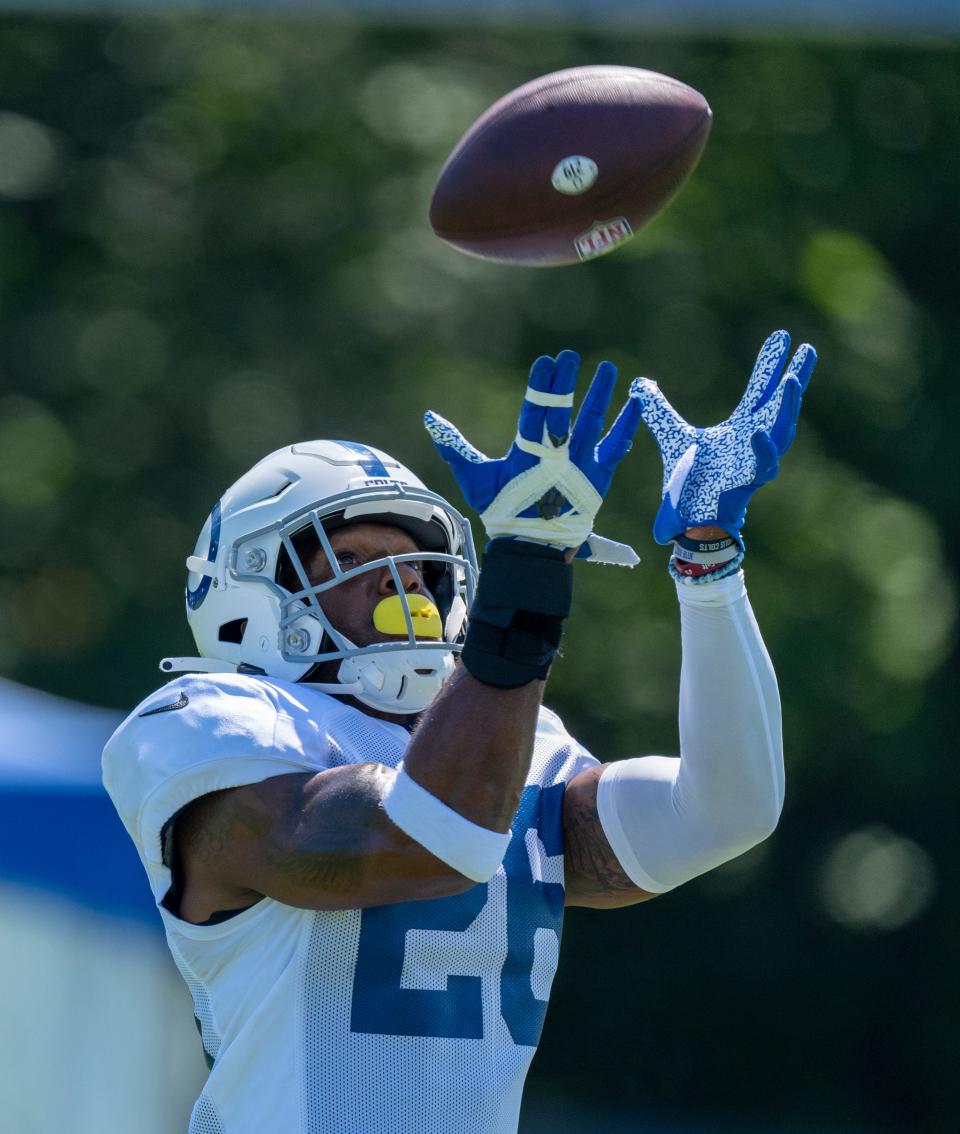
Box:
(425, 350, 642, 565)
(630, 330, 817, 548)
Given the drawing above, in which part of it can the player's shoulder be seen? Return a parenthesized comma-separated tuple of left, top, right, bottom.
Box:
(130, 671, 257, 717)
(109, 671, 340, 744)
(106, 672, 281, 752)
(102, 672, 356, 868)
(101, 671, 338, 795)
(102, 670, 407, 791)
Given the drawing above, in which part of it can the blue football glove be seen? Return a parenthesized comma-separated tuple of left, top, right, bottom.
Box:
(425, 350, 642, 565)
(630, 329, 817, 548)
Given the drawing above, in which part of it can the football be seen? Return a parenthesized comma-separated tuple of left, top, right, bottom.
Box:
(429, 65, 712, 267)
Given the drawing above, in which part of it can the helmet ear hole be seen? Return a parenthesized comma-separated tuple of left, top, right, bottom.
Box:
(218, 618, 248, 644)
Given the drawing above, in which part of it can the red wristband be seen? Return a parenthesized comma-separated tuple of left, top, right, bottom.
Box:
(672, 558, 735, 579)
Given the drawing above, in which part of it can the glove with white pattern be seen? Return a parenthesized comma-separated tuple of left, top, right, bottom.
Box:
(630, 329, 817, 549)
(424, 350, 642, 566)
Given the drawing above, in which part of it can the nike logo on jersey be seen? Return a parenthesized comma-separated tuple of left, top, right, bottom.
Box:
(138, 691, 189, 717)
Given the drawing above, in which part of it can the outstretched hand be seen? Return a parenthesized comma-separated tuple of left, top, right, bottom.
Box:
(630, 330, 817, 548)
(425, 350, 642, 565)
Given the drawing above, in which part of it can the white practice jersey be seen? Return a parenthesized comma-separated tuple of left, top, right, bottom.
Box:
(102, 673, 598, 1134)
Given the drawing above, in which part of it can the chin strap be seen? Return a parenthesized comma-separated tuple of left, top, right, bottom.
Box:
(160, 648, 456, 715)
(321, 648, 455, 715)
(159, 652, 370, 703)
(159, 656, 255, 675)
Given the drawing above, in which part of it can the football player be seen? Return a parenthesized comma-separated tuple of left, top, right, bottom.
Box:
(103, 331, 815, 1134)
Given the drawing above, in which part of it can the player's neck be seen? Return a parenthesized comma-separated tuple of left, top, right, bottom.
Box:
(340, 693, 418, 731)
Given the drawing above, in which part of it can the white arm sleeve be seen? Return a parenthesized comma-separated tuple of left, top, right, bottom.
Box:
(596, 570, 783, 893)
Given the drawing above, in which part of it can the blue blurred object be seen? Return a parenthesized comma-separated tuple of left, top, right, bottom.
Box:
(0, 679, 157, 925)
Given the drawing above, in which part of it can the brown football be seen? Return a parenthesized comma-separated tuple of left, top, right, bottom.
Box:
(429, 65, 712, 267)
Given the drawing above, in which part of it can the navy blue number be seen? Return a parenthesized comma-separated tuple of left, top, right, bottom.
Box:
(350, 883, 487, 1038)
(501, 783, 565, 1046)
(349, 783, 565, 1044)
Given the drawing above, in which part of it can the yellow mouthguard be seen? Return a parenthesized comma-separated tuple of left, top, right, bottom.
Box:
(373, 594, 443, 639)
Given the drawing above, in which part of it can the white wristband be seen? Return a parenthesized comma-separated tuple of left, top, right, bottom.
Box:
(381, 764, 511, 883)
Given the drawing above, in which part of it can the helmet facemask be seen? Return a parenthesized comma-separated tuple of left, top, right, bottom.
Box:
(275, 513, 465, 653)
(235, 485, 473, 712)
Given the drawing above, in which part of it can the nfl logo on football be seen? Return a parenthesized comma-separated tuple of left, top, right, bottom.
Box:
(575, 217, 634, 260)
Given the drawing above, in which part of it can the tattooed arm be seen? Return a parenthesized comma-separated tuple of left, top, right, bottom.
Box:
(169, 766, 478, 923)
(167, 670, 544, 924)
(562, 765, 657, 909)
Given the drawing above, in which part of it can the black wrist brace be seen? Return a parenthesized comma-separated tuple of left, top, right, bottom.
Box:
(460, 539, 573, 688)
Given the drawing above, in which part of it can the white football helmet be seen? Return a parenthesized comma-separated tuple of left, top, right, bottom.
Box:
(161, 440, 478, 714)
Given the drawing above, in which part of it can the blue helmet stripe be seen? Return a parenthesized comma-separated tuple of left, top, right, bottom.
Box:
(335, 440, 390, 478)
(187, 500, 221, 610)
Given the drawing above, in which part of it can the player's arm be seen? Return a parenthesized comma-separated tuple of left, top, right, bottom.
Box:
(563, 331, 817, 909)
(172, 668, 545, 920)
(562, 763, 656, 908)
(173, 350, 640, 921)
(562, 554, 784, 908)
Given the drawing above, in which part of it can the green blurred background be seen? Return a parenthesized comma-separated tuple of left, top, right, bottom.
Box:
(0, 12, 957, 1133)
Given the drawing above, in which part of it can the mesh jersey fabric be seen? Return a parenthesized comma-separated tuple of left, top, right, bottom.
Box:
(189, 1095, 225, 1134)
(102, 673, 598, 1134)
